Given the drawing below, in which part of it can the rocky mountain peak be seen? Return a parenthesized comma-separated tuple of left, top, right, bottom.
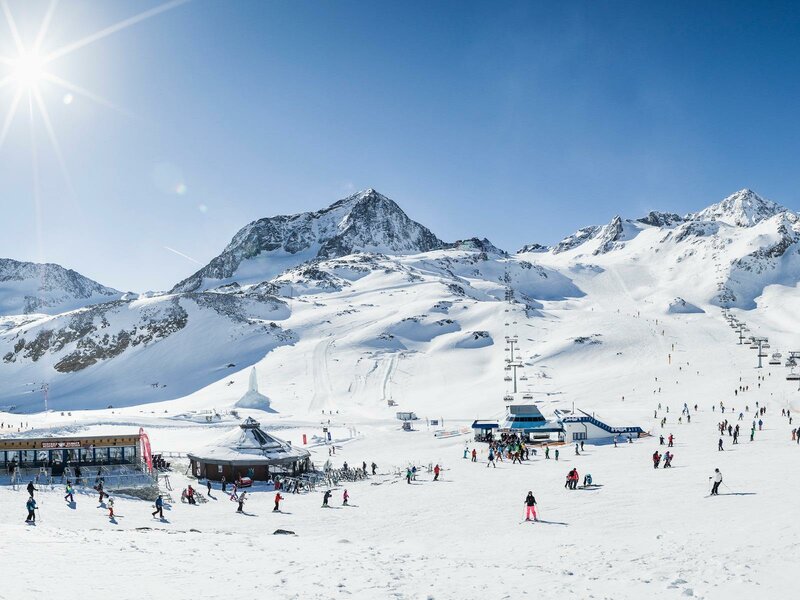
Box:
(689, 189, 788, 227)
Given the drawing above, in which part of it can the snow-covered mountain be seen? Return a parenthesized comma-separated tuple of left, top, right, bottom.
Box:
(0, 258, 121, 316)
(172, 189, 443, 293)
(1, 187, 799, 413)
(688, 188, 787, 227)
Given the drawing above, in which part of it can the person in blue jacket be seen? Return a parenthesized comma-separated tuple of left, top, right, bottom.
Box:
(25, 497, 37, 523)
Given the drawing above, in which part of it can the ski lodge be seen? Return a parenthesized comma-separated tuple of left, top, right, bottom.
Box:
(0, 432, 144, 477)
(188, 417, 311, 482)
(472, 402, 643, 444)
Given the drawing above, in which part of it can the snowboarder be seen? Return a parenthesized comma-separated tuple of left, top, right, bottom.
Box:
(524, 491, 538, 521)
(433, 464, 440, 481)
(322, 490, 332, 507)
(342, 489, 349, 506)
(25, 497, 37, 523)
(710, 469, 722, 496)
(274, 492, 283, 512)
(237, 491, 246, 513)
(152, 495, 164, 519)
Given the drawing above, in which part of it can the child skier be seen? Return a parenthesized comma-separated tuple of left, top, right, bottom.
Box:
(274, 492, 284, 512)
(237, 491, 247, 513)
(322, 490, 332, 507)
(524, 491, 538, 521)
(342, 489, 349, 506)
(152, 495, 164, 519)
(107, 497, 115, 519)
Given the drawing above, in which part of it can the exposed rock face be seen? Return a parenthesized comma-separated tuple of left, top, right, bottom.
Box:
(172, 189, 444, 292)
(688, 189, 787, 227)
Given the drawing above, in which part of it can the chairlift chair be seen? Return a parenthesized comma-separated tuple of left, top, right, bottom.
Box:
(504, 376, 512, 382)
(520, 375, 528, 381)
(503, 395, 513, 402)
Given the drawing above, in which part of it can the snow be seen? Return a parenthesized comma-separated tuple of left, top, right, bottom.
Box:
(3, 188, 800, 598)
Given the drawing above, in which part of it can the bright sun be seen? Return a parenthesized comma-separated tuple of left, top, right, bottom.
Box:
(9, 52, 45, 89)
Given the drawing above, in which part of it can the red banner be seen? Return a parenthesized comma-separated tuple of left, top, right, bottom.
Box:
(139, 427, 153, 472)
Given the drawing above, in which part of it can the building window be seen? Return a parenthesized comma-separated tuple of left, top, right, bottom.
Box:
(572, 432, 587, 441)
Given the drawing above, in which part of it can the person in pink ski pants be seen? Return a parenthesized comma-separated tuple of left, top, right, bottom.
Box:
(524, 491, 538, 520)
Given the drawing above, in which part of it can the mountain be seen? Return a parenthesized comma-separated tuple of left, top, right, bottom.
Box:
(0, 258, 121, 316)
(688, 189, 787, 227)
(172, 189, 444, 293)
(2, 187, 800, 413)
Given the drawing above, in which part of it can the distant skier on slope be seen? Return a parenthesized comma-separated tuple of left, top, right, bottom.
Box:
(152, 495, 164, 519)
(710, 469, 722, 496)
(524, 491, 538, 521)
(342, 489, 349, 506)
(25, 497, 37, 523)
(322, 490, 332, 507)
(237, 491, 247, 513)
(274, 492, 283, 512)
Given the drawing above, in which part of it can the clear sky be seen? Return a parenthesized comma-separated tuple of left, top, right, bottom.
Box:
(1, 0, 799, 292)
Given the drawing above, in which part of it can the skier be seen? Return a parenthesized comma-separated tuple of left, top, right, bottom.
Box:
(583, 473, 593, 487)
(371, 462, 377, 475)
(97, 481, 107, 503)
(322, 490, 332, 507)
(237, 491, 247, 513)
(487, 449, 496, 468)
(274, 492, 283, 512)
(652, 450, 661, 469)
(342, 489, 349, 506)
(64, 482, 74, 503)
(524, 491, 538, 521)
(710, 469, 723, 496)
(152, 495, 164, 519)
(107, 497, 115, 519)
(668, 434, 674, 448)
(221, 475, 227, 493)
(463, 447, 468, 459)
(206, 479, 212, 496)
(406, 468, 412, 484)
(575, 443, 580, 456)
(545, 446, 550, 459)
(434, 464, 440, 481)
(555, 448, 559, 461)
(471, 449, 477, 462)
(718, 438, 724, 451)
(186, 485, 196, 505)
(25, 496, 37, 523)
(580, 440, 585, 452)
(26, 480, 36, 499)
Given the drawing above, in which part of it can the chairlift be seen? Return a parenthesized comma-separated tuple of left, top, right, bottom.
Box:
(762, 343, 771, 349)
(749, 344, 759, 349)
(505, 358, 512, 363)
(503, 395, 513, 402)
(787, 373, 800, 381)
(520, 375, 528, 381)
(504, 376, 512, 382)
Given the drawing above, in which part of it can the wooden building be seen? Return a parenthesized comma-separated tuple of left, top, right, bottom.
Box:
(188, 417, 310, 482)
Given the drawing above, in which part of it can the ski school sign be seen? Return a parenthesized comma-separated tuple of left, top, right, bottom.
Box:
(40, 440, 81, 449)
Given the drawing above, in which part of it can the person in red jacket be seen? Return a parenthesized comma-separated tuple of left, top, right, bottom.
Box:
(471, 449, 477, 462)
(274, 492, 284, 512)
(433, 464, 441, 481)
(571, 468, 580, 490)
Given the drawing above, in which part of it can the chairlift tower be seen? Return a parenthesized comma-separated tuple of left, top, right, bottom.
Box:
(751, 337, 769, 368)
(505, 336, 519, 362)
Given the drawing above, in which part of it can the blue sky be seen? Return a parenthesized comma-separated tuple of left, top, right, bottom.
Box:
(1, 0, 799, 291)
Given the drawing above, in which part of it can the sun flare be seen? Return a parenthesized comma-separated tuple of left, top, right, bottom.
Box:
(9, 52, 45, 89)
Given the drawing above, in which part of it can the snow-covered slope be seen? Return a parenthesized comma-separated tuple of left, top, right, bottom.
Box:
(1, 188, 800, 414)
(0, 258, 121, 316)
